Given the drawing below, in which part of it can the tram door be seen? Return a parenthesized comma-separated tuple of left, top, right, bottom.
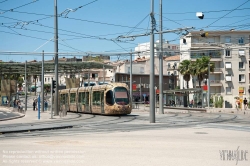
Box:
(100, 91, 104, 114)
(85, 92, 91, 113)
(78, 92, 83, 112)
(65, 94, 69, 111)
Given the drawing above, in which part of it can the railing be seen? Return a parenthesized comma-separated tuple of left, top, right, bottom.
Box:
(190, 50, 222, 59)
(210, 80, 221, 84)
(213, 68, 222, 72)
(191, 43, 220, 47)
(196, 80, 221, 85)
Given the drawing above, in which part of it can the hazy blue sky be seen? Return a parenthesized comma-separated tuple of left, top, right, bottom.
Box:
(1, 0, 250, 62)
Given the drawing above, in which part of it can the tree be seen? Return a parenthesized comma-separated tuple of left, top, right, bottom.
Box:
(192, 56, 214, 88)
(178, 60, 192, 88)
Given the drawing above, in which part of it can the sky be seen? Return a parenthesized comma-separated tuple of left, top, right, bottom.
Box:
(0, 0, 250, 62)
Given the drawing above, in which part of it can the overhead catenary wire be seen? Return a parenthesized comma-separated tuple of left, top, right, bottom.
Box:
(0, 0, 39, 14)
(206, 0, 250, 28)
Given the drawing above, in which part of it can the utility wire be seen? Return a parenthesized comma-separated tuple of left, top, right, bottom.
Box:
(126, 14, 149, 36)
(0, 0, 8, 4)
(162, 7, 250, 15)
(206, 0, 250, 28)
(0, 0, 39, 14)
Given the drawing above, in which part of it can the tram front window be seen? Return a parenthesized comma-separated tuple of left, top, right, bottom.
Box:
(106, 90, 114, 105)
(114, 87, 129, 105)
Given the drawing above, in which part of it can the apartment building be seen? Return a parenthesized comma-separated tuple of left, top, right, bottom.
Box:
(180, 30, 250, 108)
(134, 40, 179, 60)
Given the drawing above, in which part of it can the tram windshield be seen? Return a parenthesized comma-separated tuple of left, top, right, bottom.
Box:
(114, 87, 129, 105)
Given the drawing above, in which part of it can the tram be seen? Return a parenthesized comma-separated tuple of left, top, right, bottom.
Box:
(59, 82, 132, 115)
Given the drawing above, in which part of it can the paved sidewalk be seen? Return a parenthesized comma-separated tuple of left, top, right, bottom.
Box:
(0, 106, 81, 134)
(131, 104, 250, 115)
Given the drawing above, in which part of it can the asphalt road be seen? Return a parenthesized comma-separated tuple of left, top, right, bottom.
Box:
(0, 95, 249, 166)
(0, 110, 22, 121)
(0, 111, 249, 166)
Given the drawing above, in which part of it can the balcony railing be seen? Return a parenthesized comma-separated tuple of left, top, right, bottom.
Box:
(190, 50, 222, 59)
(213, 68, 222, 73)
(195, 80, 222, 86)
(210, 80, 221, 84)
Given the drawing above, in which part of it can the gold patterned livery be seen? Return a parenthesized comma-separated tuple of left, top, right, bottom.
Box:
(59, 82, 132, 115)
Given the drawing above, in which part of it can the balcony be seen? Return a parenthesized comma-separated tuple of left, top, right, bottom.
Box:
(191, 43, 221, 48)
(196, 80, 222, 87)
(210, 80, 222, 86)
(190, 50, 222, 61)
(213, 68, 222, 73)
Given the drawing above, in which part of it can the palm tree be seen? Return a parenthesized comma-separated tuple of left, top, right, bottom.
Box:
(178, 60, 192, 88)
(193, 56, 215, 88)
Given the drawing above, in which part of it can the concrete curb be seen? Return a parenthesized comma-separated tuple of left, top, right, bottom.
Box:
(0, 114, 25, 122)
(0, 106, 26, 121)
(0, 125, 74, 134)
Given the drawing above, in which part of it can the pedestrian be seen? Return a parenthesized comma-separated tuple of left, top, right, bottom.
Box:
(44, 100, 48, 111)
(236, 98, 241, 110)
(33, 100, 36, 111)
(243, 98, 248, 110)
(190, 100, 194, 108)
(172, 100, 175, 107)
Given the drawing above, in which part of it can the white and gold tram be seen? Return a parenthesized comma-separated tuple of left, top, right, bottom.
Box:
(59, 83, 132, 115)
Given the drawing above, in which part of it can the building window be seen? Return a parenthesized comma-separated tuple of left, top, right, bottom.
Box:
(168, 72, 170, 75)
(173, 62, 177, 69)
(208, 37, 215, 43)
(48, 78, 50, 82)
(225, 62, 232, 69)
(239, 74, 245, 82)
(226, 87, 232, 95)
(174, 71, 177, 75)
(168, 63, 170, 69)
(45, 78, 47, 82)
(239, 49, 245, 56)
(225, 74, 232, 82)
(238, 37, 244, 44)
(239, 62, 245, 70)
(172, 46, 176, 50)
(225, 49, 231, 57)
(140, 67, 144, 73)
(127, 67, 130, 73)
(225, 36, 231, 43)
(92, 73, 98, 79)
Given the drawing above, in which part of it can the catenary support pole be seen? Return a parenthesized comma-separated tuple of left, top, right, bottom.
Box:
(140, 77, 142, 102)
(54, 0, 59, 116)
(103, 65, 105, 83)
(150, 0, 155, 123)
(207, 62, 210, 109)
(41, 50, 44, 112)
(25, 60, 27, 111)
(159, 0, 164, 114)
(38, 94, 40, 120)
(130, 51, 133, 103)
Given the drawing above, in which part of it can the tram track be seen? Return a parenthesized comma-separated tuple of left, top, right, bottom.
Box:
(1, 112, 247, 140)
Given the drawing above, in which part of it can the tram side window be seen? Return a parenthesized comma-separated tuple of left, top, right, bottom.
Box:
(60, 94, 65, 104)
(70, 93, 76, 103)
(106, 90, 114, 105)
(93, 91, 101, 105)
(79, 92, 85, 105)
(86, 92, 89, 104)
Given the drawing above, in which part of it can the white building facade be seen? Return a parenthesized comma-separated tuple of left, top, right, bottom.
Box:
(180, 30, 250, 108)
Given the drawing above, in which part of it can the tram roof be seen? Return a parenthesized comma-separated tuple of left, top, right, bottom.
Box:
(0, 61, 114, 75)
